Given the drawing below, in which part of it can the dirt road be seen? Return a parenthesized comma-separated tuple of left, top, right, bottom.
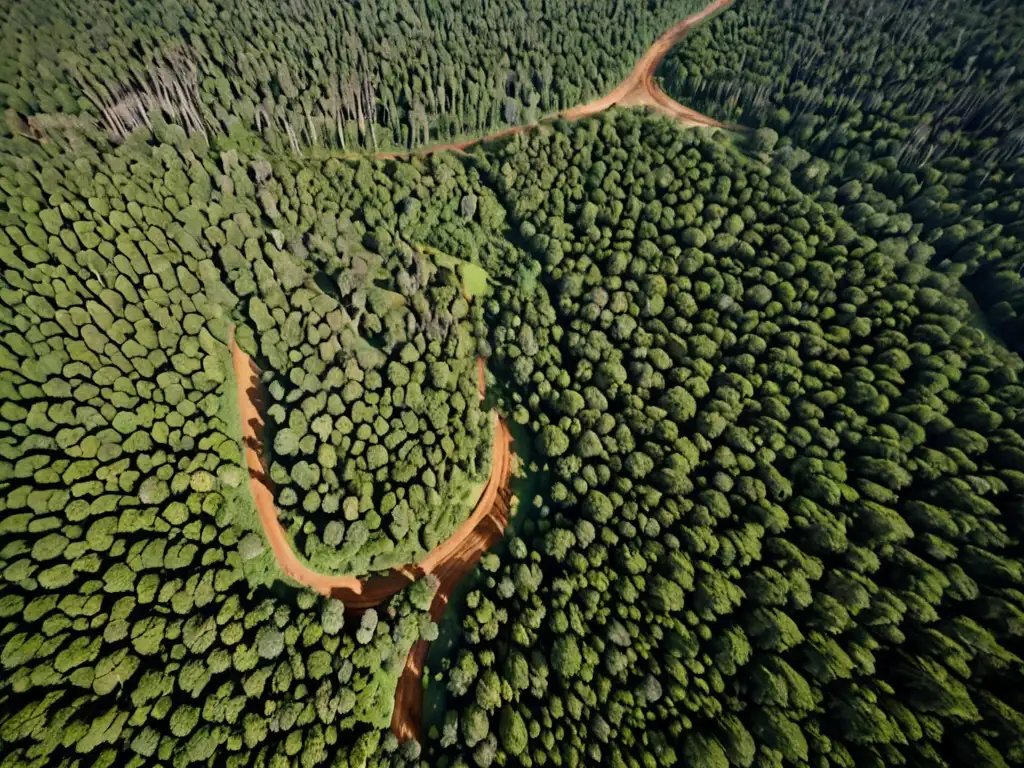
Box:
(228, 325, 511, 607)
(229, 326, 513, 741)
(390, 420, 513, 742)
(561, 0, 732, 125)
(373, 0, 732, 160)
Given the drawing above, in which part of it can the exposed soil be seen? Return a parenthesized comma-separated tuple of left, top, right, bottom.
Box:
(390, 421, 513, 742)
(228, 325, 511, 601)
(374, 0, 733, 160)
(229, 326, 513, 741)
(561, 0, 732, 126)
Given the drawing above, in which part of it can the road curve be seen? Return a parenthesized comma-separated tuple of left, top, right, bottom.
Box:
(390, 422, 513, 743)
(373, 0, 733, 160)
(227, 325, 512, 609)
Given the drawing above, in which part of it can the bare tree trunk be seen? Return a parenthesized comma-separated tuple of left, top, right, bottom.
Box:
(363, 76, 378, 151)
(306, 109, 318, 146)
(281, 114, 301, 153)
(354, 76, 366, 146)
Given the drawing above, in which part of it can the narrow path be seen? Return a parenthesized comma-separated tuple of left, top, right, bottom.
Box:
(227, 325, 512, 608)
(373, 0, 733, 160)
(391, 424, 513, 743)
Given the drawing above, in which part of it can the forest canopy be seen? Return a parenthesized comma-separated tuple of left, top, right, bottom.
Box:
(3, 0, 1024, 766)
(1, 0, 702, 151)
(659, 0, 1024, 355)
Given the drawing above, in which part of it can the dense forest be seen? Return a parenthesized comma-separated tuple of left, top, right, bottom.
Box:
(422, 111, 1024, 768)
(1, 0, 701, 151)
(215, 149, 498, 575)
(660, 0, 1024, 354)
(3, 0, 1024, 766)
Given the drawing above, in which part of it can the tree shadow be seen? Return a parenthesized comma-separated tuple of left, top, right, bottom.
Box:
(242, 357, 273, 491)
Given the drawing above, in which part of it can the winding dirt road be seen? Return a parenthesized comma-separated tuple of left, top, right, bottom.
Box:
(226, 0, 730, 740)
(391, 426, 513, 742)
(375, 0, 732, 159)
(229, 325, 513, 742)
(228, 325, 512, 607)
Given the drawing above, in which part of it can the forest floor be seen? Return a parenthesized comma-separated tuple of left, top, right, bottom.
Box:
(375, 0, 733, 159)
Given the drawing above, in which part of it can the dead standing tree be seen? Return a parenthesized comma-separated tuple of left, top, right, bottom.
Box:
(323, 76, 347, 150)
(69, 47, 208, 142)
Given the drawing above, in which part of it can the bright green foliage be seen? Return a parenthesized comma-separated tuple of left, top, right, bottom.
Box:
(240, 157, 496, 574)
(0, 120, 441, 768)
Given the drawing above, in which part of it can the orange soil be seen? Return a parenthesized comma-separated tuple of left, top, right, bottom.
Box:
(228, 325, 511, 601)
(373, 0, 732, 160)
(229, 326, 513, 742)
(560, 0, 732, 126)
(390, 422, 513, 743)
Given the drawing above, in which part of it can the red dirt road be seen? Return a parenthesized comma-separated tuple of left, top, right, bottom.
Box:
(390, 422, 513, 742)
(226, 0, 729, 739)
(375, 0, 732, 159)
(561, 0, 732, 126)
(229, 326, 513, 742)
(228, 326, 511, 607)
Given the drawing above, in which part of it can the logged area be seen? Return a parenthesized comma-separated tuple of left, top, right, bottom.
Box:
(4, 0, 1024, 767)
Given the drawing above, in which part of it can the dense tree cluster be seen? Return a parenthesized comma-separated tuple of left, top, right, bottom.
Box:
(0, 114, 500, 577)
(5, 0, 1024, 763)
(0, 127, 440, 765)
(659, 0, 1024, 353)
(1, 0, 701, 151)
(216, 146, 506, 574)
(422, 113, 1024, 767)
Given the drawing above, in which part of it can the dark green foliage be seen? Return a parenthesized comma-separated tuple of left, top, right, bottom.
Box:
(661, 0, 1024, 354)
(2, 0, 702, 151)
(5, 1, 1024, 763)
(424, 113, 1024, 768)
